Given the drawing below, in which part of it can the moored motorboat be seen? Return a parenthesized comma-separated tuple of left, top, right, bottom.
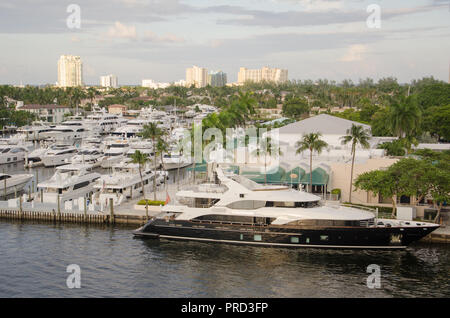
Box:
(134, 166, 440, 249)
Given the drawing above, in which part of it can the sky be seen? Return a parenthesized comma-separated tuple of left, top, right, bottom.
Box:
(0, 0, 449, 85)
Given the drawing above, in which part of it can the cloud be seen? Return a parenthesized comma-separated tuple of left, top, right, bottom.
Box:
(142, 31, 184, 43)
(339, 44, 368, 62)
(206, 3, 446, 28)
(107, 21, 137, 39)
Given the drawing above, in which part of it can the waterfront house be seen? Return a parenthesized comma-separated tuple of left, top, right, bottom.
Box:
(17, 104, 72, 123)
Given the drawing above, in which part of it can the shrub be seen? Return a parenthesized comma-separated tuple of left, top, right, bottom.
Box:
(137, 200, 165, 206)
(331, 188, 341, 195)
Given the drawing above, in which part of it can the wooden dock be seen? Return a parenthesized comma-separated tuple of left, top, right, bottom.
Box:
(0, 207, 149, 226)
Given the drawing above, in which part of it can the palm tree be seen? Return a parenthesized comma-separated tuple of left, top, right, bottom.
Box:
(340, 124, 371, 203)
(70, 87, 84, 115)
(86, 87, 97, 110)
(388, 96, 421, 153)
(156, 137, 169, 191)
(130, 150, 149, 218)
(140, 123, 164, 200)
(295, 133, 328, 193)
(252, 137, 282, 185)
(175, 139, 184, 189)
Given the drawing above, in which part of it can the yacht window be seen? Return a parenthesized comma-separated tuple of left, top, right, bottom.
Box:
(253, 235, 262, 241)
(0, 175, 11, 180)
(290, 237, 300, 243)
(10, 148, 23, 153)
(73, 181, 90, 190)
(227, 200, 265, 210)
(265, 201, 320, 208)
(1, 148, 10, 153)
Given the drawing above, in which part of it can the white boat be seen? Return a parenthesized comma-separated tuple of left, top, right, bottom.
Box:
(162, 151, 192, 170)
(66, 148, 105, 168)
(111, 119, 151, 138)
(15, 122, 53, 141)
(37, 163, 101, 204)
(134, 166, 440, 249)
(40, 118, 89, 142)
(41, 144, 78, 167)
(0, 173, 33, 196)
(0, 145, 29, 164)
(93, 162, 155, 207)
(100, 138, 130, 168)
(84, 108, 124, 134)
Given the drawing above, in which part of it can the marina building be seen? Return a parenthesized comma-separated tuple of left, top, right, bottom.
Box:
(186, 66, 208, 88)
(108, 104, 127, 115)
(57, 55, 83, 87)
(227, 114, 401, 205)
(100, 74, 118, 88)
(237, 66, 288, 84)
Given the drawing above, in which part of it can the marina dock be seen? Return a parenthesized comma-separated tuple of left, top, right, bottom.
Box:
(0, 180, 190, 226)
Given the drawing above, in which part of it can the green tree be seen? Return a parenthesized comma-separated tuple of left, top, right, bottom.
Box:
(340, 124, 371, 203)
(140, 123, 164, 200)
(388, 96, 421, 142)
(282, 96, 310, 119)
(130, 150, 149, 219)
(156, 137, 169, 191)
(295, 133, 328, 192)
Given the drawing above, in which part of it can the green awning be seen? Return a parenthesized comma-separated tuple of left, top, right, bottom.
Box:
(281, 167, 306, 185)
(241, 167, 286, 184)
(187, 160, 207, 172)
(300, 167, 329, 185)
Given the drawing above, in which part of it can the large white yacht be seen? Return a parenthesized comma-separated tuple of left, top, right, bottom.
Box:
(0, 173, 33, 196)
(66, 148, 105, 168)
(15, 122, 53, 141)
(84, 108, 124, 134)
(100, 138, 130, 168)
(111, 118, 151, 138)
(0, 145, 29, 165)
(40, 124, 88, 142)
(93, 162, 155, 207)
(41, 144, 78, 167)
(162, 151, 192, 170)
(134, 166, 440, 249)
(37, 163, 101, 204)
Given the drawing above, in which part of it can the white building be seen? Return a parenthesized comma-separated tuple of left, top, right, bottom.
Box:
(142, 79, 171, 89)
(57, 55, 83, 87)
(100, 74, 118, 88)
(18, 104, 72, 123)
(238, 66, 288, 84)
(186, 65, 208, 88)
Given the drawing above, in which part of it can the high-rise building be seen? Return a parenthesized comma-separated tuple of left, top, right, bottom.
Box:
(237, 66, 288, 84)
(57, 55, 83, 87)
(186, 65, 208, 88)
(208, 70, 227, 87)
(100, 74, 118, 88)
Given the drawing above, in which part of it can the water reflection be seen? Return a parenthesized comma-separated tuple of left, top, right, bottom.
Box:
(0, 220, 449, 298)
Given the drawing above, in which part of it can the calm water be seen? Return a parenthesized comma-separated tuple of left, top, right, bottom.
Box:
(0, 220, 449, 298)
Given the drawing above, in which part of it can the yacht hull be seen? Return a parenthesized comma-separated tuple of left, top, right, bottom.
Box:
(134, 219, 439, 249)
